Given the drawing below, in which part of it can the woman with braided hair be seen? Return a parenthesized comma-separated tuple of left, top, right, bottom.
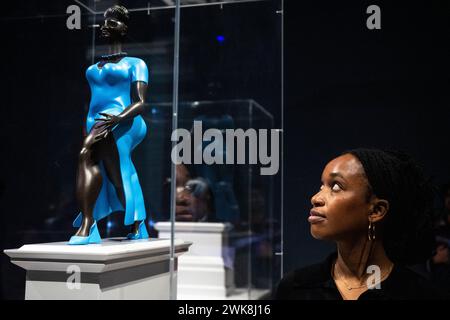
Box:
(276, 148, 449, 300)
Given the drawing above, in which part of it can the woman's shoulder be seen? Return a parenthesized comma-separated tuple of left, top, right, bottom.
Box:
(280, 262, 330, 287)
(386, 265, 450, 299)
(275, 254, 335, 299)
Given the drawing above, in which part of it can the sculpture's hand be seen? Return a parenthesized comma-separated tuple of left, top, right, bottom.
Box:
(94, 112, 122, 140)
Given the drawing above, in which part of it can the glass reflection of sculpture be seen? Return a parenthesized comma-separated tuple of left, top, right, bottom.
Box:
(194, 112, 240, 224)
(69, 5, 149, 245)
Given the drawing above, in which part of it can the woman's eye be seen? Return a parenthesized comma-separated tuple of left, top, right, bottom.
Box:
(331, 183, 341, 191)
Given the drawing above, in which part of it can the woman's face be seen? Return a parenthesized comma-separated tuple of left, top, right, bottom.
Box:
(175, 165, 212, 222)
(309, 153, 372, 241)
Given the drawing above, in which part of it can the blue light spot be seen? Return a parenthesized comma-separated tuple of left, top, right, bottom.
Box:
(216, 35, 225, 43)
(151, 108, 157, 115)
(148, 219, 155, 228)
(107, 221, 113, 229)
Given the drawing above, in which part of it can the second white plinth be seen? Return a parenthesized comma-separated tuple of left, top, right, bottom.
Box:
(155, 222, 235, 299)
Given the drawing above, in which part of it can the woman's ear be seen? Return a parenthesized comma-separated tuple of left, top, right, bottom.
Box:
(369, 198, 389, 223)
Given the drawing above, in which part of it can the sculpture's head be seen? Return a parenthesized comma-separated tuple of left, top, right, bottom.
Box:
(100, 5, 129, 41)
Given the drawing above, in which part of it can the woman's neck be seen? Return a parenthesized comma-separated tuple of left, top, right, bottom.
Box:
(335, 237, 393, 280)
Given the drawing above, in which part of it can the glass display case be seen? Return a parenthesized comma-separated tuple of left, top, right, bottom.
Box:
(1, 0, 283, 300)
(150, 100, 280, 299)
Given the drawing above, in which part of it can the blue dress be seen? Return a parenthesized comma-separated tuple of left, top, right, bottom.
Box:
(74, 57, 149, 227)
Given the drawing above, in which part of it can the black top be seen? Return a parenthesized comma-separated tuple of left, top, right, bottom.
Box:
(275, 253, 450, 300)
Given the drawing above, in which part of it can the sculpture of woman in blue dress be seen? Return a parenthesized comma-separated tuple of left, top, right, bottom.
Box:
(69, 5, 149, 245)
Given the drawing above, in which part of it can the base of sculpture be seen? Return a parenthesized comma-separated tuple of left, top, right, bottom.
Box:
(4, 238, 191, 300)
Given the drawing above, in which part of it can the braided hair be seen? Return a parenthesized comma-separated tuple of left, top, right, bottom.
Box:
(345, 148, 435, 265)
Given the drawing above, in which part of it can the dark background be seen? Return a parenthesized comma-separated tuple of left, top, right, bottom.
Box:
(1, 0, 449, 299)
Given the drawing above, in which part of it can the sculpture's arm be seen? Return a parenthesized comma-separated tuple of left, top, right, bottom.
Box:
(118, 81, 148, 121)
(94, 81, 148, 138)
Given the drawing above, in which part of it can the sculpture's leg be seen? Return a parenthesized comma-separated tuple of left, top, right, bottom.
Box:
(74, 131, 103, 237)
(99, 133, 126, 207)
(100, 133, 142, 235)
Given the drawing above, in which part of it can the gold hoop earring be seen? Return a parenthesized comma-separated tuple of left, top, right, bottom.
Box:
(368, 221, 376, 241)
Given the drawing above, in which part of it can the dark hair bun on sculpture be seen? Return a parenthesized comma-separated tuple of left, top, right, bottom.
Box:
(104, 5, 130, 25)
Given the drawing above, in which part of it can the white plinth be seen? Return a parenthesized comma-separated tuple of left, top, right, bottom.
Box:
(155, 222, 236, 299)
(4, 238, 191, 300)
